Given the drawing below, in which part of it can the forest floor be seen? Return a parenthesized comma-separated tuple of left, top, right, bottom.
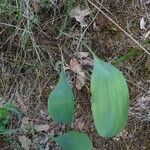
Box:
(0, 0, 150, 150)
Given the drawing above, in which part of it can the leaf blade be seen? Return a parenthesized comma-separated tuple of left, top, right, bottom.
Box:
(91, 57, 129, 137)
(54, 131, 92, 150)
(48, 70, 74, 124)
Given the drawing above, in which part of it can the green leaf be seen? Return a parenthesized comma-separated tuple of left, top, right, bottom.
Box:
(54, 131, 92, 150)
(48, 70, 74, 124)
(91, 57, 129, 137)
(4, 101, 22, 120)
(112, 48, 143, 65)
(0, 107, 10, 128)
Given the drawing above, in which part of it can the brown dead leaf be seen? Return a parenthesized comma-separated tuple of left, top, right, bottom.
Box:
(70, 6, 91, 27)
(21, 116, 29, 125)
(70, 58, 86, 90)
(80, 59, 93, 66)
(76, 74, 86, 90)
(18, 135, 31, 150)
(70, 58, 82, 74)
(140, 18, 146, 30)
(34, 124, 49, 132)
(75, 52, 93, 66)
(76, 52, 89, 58)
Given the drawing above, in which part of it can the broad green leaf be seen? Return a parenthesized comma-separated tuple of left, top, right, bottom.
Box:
(48, 70, 74, 124)
(91, 57, 129, 137)
(54, 131, 92, 150)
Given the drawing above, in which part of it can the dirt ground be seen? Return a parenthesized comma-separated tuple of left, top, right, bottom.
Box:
(0, 0, 150, 149)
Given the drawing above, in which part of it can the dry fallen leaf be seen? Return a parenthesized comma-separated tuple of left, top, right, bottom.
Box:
(146, 0, 150, 4)
(80, 58, 93, 66)
(70, 58, 86, 90)
(76, 52, 89, 58)
(21, 116, 29, 125)
(76, 74, 86, 90)
(75, 51, 93, 66)
(140, 18, 146, 30)
(70, 58, 83, 74)
(34, 124, 49, 132)
(18, 135, 31, 150)
(70, 6, 91, 27)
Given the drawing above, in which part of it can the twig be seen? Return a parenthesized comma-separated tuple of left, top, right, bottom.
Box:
(0, 22, 31, 33)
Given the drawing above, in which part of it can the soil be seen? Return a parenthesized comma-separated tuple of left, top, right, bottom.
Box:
(0, 0, 150, 150)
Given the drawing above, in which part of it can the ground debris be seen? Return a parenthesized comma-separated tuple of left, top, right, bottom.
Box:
(70, 6, 91, 27)
(18, 135, 32, 150)
(34, 124, 49, 132)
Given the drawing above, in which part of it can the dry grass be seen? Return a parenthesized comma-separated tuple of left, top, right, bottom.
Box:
(0, 0, 150, 149)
